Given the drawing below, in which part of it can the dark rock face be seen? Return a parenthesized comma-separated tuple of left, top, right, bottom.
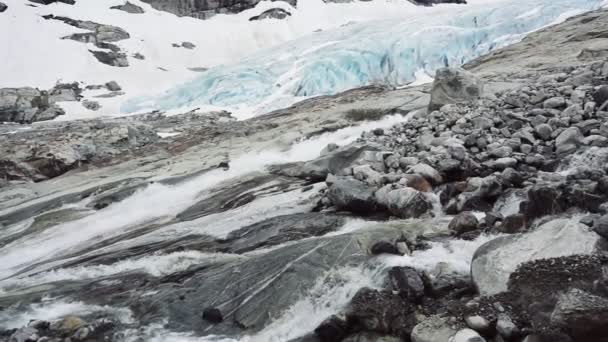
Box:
(43, 15, 131, 67)
(29, 0, 75, 4)
(249, 8, 291, 21)
(408, 0, 466, 6)
(89, 50, 129, 67)
(110, 1, 145, 13)
(140, 0, 297, 19)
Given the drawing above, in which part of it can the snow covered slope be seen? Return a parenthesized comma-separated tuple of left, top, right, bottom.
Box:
(0, 0, 469, 119)
(0, 0, 604, 120)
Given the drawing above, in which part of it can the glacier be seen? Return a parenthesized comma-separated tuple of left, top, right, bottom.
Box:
(122, 0, 604, 118)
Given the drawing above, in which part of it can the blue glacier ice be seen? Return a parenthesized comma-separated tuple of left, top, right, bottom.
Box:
(122, 0, 604, 118)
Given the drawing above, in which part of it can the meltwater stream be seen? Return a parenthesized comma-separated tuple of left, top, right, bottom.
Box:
(122, 0, 604, 118)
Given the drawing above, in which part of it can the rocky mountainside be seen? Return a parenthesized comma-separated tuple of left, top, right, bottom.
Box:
(1, 3, 608, 342)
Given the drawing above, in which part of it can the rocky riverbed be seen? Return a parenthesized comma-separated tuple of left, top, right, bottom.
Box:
(1, 7, 608, 342)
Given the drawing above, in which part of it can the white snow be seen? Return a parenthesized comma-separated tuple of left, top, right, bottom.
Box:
(2, 0, 602, 119)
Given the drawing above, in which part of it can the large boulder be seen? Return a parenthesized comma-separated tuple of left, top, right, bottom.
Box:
(471, 218, 601, 295)
(327, 178, 378, 215)
(550, 288, 608, 341)
(411, 315, 457, 342)
(345, 288, 416, 338)
(555, 127, 583, 156)
(429, 67, 483, 111)
(385, 187, 433, 218)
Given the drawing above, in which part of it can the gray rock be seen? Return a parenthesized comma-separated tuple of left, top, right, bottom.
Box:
(496, 314, 518, 339)
(82, 100, 101, 111)
(465, 316, 490, 333)
(353, 164, 383, 186)
(289, 144, 383, 181)
(182, 41, 196, 49)
(555, 127, 583, 155)
(593, 215, 608, 239)
(90, 50, 129, 67)
(399, 156, 419, 168)
(408, 163, 443, 185)
(371, 240, 400, 255)
(550, 288, 608, 340)
(0, 2, 6, 12)
(327, 178, 377, 214)
(8, 327, 39, 342)
(429, 67, 483, 111)
(471, 218, 601, 295)
(249, 8, 291, 21)
(543, 97, 567, 109)
(343, 333, 400, 342)
(388, 266, 425, 300)
(448, 212, 479, 235)
(534, 124, 553, 140)
(451, 328, 486, 342)
(140, 0, 297, 19)
(345, 288, 416, 337)
(110, 1, 145, 13)
(411, 315, 457, 342)
(105, 81, 122, 91)
(386, 187, 433, 218)
(492, 157, 517, 170)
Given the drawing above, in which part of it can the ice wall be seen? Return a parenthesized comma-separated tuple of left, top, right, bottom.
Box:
(122, 0, 603, 118)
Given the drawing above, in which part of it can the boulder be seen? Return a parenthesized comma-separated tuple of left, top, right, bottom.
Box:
(593, 215, 608, 240)
(0, 3, 7, 13)
(291, 144, 383, 181)
(371, 240, 401, 255)
(471, 218, 601, 295)
(408, 163, 443, 185)
(110, 1, 145, 13)
(315, 315, 348, 342)
(327, 178, 377, 215)
(343, 333, 401, 342)
(452, 328, 486, 342)
(400, 174, 433, 192)
(543, 97, 567, 109)
(448, 212, 479, 235)
(182, 41, 196, 49)
(386, 187, 433, 218)
(388, 266, 425, 301)
(411, 315, 457, 342)
(555, 127, 583, 156)
(249, 8, 291, 21)
(465, 316, 490, 334)
(105, 81, 122, 91)
(550, 288, 608, 341)
(429, 67, 483, 111)
(345, 288, 416, 338)
(90, 50, 129, 67)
